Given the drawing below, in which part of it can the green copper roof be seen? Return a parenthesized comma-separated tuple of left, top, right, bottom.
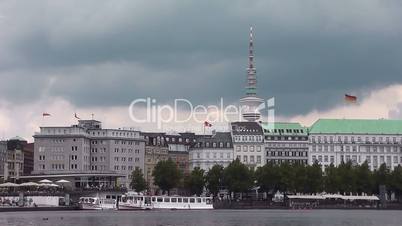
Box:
(309, 119, 402, 134)
(261, 122, 308, 136)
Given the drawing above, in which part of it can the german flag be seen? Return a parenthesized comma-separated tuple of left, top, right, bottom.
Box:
(345, 94, 357, 103)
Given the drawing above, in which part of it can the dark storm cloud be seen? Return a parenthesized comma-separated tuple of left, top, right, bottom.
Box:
(1, 0, 402, 116)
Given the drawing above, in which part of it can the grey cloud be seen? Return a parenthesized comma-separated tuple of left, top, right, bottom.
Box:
(1, 0, 402, 116)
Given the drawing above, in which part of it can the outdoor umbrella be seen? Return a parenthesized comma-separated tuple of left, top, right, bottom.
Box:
(19, 182, 39, 187)
(56, 179, 70, 183)
(0, 182, 20, 187)
(39, 179, 52, 183)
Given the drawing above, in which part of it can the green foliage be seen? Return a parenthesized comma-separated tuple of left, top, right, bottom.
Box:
(150, 157, 402, 200)
(130, 168, 147, 192)
(390, 166, 402, 200)
(223, 159, 254, 193)
(374, 163, 390, 187)
(256, 162, 323, 194)
(305, 162, 323, 193)
(184, 167, 205, 196)
(152, 159, 181, 194)
(205, 165, 224, 197)
(324, 164, 341, 194)
(337, 161, 357, 193)
(255, 163, 280, 193)
(355, 161, 373, 194)
(277, 162, 296, 193)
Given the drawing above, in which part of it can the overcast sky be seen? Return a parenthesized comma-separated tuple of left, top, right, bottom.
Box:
(1, 0, 402, 140)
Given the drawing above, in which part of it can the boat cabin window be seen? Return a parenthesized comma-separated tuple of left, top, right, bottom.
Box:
(122, 197, 128, 202)
(89, 198, 95, 203)
(157, 197, 163, 202)
(183, 198, 188, 203)
(106, 195, 111, 199)
(103, 199, 116, 204)
(202, 198, 206, 202)
(206, 198, 212, 204)
(178, 198, 182, 203)
(197, 198, 201, 203)
(190, 198, 195, 203)
(129, 196, 134, 201)
(112, 195, 116, 200)
(152, 197, 156, 202)
(164, 198, 170, 202)
(171, 198, 177, 203)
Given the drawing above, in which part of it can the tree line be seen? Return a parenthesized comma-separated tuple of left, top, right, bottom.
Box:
(130, 159, 402, 201)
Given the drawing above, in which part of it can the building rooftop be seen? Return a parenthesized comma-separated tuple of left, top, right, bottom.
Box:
(309, 118, 402, 134)
(191, 132, 233, 149)
(261, 122, 308, 136)
(9, 136, 27, 142)
(231, 121, 263, 135)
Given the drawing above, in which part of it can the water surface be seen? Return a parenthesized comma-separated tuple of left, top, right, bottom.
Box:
(0, 209, 401, 226)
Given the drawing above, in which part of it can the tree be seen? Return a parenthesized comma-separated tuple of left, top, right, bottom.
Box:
(293, 163, 308, 193)
(152, 159, 181, 195)
(223, 159, 254, 194)
(205, 165, 224, 197)
(390, 165, 402, 201)
(324, 163, 341, 194)
(337, 161, 357, 194)
(184, 167, 205, 196)
(305, 162, 323, 194)
(278, 162, 296, 193)
(255, 163, 280, 194)
(129, 168, 147, 192)
(373, 163, 391, 195)
(355, 161, 374, 195)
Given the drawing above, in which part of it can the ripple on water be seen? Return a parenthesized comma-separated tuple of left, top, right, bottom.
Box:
(0, 209, 401, 226)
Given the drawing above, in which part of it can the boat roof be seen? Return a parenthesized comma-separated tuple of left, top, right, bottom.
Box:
(287, 194, 379, 201)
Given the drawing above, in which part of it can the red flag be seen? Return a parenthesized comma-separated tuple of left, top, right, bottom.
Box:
(42, 113, 51, 117)
(204, 121, 212, 127)
(345, 94, 357, 103)
(74, 113, 81, 120)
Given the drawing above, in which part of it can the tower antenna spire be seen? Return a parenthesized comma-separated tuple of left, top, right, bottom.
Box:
(246, 25, 257, 96)
(239, 26, 264, 122)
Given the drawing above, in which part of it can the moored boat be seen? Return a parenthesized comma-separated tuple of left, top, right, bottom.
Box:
(118, 192, 213, 210)
(119, 192, 152, 210)
(79, 196, 117, 210)
(150, 196, 213, 210)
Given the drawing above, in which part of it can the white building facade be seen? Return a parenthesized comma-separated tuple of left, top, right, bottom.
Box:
(189, 132, 233, 171)
(263, 122, 309, 165)
(33, 120, 145, 187)
(309, 119, 402, 171)
(231, 122, 265, 169)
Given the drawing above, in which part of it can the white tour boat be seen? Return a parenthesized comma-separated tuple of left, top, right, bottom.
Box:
(119, 192, 213, 210)
(79, 196, 117, 210)
(119, 192, 153, 210)
(150, 196, 213, 210)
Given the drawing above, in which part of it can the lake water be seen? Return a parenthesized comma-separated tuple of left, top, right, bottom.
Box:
(0, 209, 401, 226)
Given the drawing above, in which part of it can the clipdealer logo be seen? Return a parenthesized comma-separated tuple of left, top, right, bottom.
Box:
(128, 97, 275, 129)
